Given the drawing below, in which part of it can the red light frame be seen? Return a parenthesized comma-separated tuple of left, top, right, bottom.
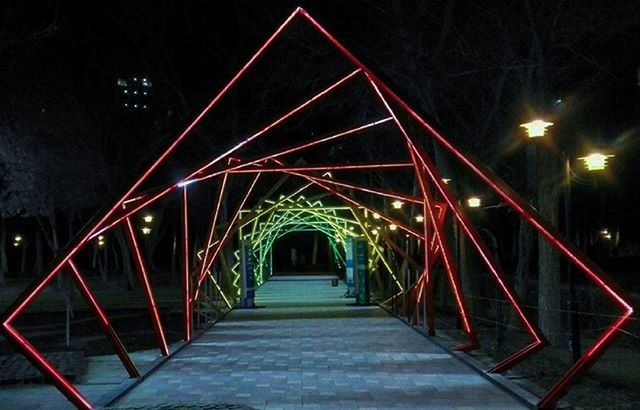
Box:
(124, 215, 170, 356)
(181, 186, 192, 342)
(0, 7, 632, 409)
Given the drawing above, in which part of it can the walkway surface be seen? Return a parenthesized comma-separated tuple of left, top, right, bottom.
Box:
(112, 276, 527, 409)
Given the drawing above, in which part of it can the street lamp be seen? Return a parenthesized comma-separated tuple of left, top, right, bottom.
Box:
(415, 214, 424, 223)
(143, 214, 154, 223)
(141, 227, 152, 235)
(521, 118, 594, 363)
(467, 197, 482, 208)
(391, 200, 404, 209)
(577, 152, 614, 171)
(520, 119, 554, 138)
(388, 224, 398, 231)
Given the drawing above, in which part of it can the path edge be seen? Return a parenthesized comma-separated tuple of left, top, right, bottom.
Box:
(377, 303, 543, 409)
(94, 309, 233, 408)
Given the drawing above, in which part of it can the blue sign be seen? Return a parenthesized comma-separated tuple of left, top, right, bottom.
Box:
(345, 237, 355, 297)
(355, 238, 369, 305)
(240, 241, 255, 308)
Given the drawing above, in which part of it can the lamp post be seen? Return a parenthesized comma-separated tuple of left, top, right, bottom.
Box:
(523, 118, 614, 363)
(563, 151, 582, 363)
(561, 151, 613, 362)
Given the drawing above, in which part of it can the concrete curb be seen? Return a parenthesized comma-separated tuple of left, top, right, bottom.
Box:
(95, 308, 233, 408)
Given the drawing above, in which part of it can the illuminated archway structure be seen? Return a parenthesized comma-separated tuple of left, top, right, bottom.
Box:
(0, 7, 633, 409)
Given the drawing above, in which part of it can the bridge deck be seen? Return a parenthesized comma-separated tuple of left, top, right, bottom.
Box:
(114, 276, 527, 409)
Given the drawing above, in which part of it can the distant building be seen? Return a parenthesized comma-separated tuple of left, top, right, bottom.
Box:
(116, 76, 152, 110)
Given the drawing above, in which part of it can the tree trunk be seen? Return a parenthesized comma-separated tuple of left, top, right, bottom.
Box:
(0, 218, 7, 285)
(537, 148, 563, 346)
(511, 220, 534, 326)
(115, 229, 136, 290)
(311, 231, 318, 267)
(460, 237, 482, 316)
(34, 231, 44, 276)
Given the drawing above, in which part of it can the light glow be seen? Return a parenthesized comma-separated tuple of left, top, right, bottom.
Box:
(391, 200, 404, 209)
(520, 119, 553, 138)
(578, 153, 613, 171)
(467, 197, 481, 208)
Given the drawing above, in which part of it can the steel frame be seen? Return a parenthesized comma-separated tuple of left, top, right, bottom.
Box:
(0, 7, 632, 409)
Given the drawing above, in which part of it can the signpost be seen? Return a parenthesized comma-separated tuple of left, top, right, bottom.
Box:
(345, 237, 355, 297)
(240, 240, 255, 308)
(354, 238, 369, 305)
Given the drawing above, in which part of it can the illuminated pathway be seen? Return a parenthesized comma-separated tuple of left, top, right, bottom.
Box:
(113, 276, 527, 409)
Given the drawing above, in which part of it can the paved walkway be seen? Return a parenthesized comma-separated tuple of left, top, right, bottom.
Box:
(113, 276, 526, 409)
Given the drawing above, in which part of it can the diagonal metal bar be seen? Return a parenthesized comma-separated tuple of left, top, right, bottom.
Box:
(68, 260, 140, 377)
(189, 117, 393, 184)
(124, 216, 170, 356)
(198, 172, 229, 288)
(366, 73, 537, 359)
(181, 185, 192, 342)
(194, 173, 261, 298)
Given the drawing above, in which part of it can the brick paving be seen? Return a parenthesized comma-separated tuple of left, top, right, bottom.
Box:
(113, 276, 527, 409)
(0, 351, 85, 384)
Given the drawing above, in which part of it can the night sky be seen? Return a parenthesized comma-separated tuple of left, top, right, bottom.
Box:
(2, 1, 639, 242)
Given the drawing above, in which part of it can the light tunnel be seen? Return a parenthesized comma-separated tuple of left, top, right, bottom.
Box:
(0, 6, 634, 410)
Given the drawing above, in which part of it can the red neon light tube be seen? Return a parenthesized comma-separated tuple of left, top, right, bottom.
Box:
(299, 9, 633, 405)
(125, 216, 170, 356)
(366, 73, 537, 360)
(181, 186, 192, 342)
(410, 149, 477, 348)
(2, 324, 92, 409)
(198, 173, 229, 286)
(189, 117, 393, 184)
(184, 69, 362, 181)
(224, 162, 414, 174)
(286, 171, 424, 240)
(68, 260, 140, 377)
(195, 173, 261, 296)
(305, 174, 424, 204)
(0, 10, 351, 409)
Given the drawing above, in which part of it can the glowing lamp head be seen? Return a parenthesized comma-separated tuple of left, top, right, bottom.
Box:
(98, 240, 106, 247)
(391, 200, 404, 209)
(578, 153, 613, 171)
(141, 227, 152, 235)
(143, 214, 154, 223)
(442, 178, 451, 184)
(415, 215, 424, 223)
(520, 119, 553, 138)
(371, 228, 379, 235)
(467, 197, 482, 208)
(14, 235, 22, 242)
(388, 223, 398, 231)
(372, 212, 381, 220)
